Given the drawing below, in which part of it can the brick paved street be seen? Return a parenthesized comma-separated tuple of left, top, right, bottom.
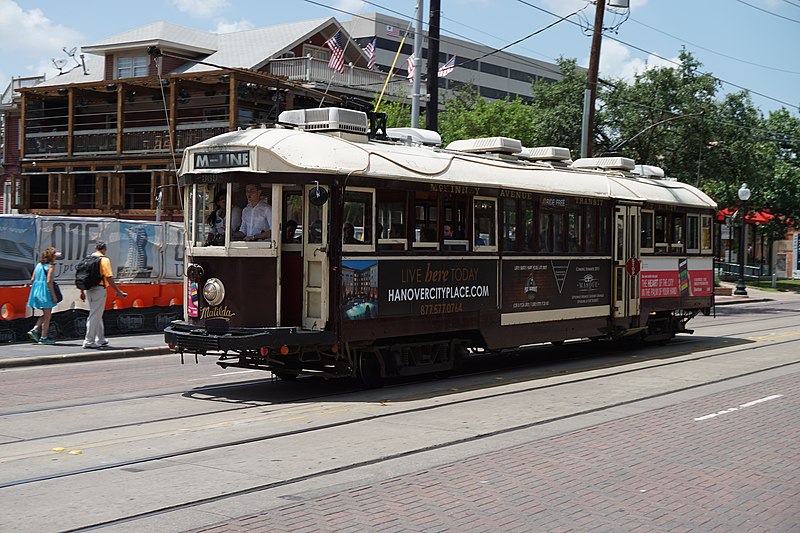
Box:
(193, 371, 799, 532)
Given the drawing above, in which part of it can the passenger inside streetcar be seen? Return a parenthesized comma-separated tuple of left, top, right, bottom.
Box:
(343, 221, 358, 244)
(284, 219, 300, 243)
(233, 183, 272, 241)
(205, 189, 242, 246)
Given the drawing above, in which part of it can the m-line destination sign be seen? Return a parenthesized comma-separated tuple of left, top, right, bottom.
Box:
(194, 151, 250, 169)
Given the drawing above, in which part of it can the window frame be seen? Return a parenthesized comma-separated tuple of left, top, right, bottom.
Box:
(473, 196, 498, 252)
(116, 55, 149, 79)
(640, 209, 655, 253)
(686, 214, 700, 254)
(342, 187, 376, 253)
(700, 214, 713, 254)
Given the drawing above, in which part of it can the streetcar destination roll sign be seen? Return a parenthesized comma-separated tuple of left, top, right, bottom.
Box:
(194, 151, 250, 169)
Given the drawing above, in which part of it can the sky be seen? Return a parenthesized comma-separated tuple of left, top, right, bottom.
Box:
(1, 0, 798, 115)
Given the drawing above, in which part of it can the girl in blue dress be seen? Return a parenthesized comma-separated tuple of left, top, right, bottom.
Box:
(27, 247, 59, 344)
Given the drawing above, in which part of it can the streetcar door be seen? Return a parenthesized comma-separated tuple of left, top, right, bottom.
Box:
(613, 204, 641, 318)
(302, 184, 329, 330)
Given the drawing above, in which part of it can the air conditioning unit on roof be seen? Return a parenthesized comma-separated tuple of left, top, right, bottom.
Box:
(518, 146, 571, 162)
(446, 136, 522, 154)
(278, 107, 368, 134)
(571, 156, 635, 171)
(632, 164, 665, 178)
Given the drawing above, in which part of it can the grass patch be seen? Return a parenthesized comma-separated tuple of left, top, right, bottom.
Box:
(746, 279, 800, 293)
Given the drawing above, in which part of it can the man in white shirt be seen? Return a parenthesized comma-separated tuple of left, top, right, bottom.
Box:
(234, 183, 272, 241)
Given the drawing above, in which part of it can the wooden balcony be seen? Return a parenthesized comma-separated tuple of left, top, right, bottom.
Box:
(268, 57, 406, 98)
(23, 122, 230, 158)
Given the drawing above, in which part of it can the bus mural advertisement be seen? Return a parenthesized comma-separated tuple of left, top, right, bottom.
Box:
(501, 259, 611, 313)
(342, 259, 497, 319)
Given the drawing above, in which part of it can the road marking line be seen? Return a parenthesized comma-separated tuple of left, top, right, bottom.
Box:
(694, 394, 783, 421)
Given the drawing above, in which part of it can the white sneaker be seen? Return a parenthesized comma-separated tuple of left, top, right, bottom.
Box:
(83, 343, 99, 349)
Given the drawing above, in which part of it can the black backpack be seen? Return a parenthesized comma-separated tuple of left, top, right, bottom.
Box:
(75, 255, 103, 290)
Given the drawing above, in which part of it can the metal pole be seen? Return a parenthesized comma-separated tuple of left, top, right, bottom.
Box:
(580, 0, 606, 158)
(425, 0, 441, 132)
(411, 0, 424, 128)
(734, 201, 748, 295)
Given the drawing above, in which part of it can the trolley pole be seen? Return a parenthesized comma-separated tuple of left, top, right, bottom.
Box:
(580, 0, 606, 159)
(411, 0, 424, 128)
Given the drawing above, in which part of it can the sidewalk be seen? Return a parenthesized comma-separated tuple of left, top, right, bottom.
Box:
(0, 332, 171, 369)
(1, 286, 797, 369)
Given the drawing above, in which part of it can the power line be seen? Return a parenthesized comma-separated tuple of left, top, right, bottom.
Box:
(514, 0, 798, 109)
(734, 0, 800, 23)
(628, 18, 800, 76)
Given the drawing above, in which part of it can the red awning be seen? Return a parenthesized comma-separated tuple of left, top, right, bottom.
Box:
(716, 208, 774, 224)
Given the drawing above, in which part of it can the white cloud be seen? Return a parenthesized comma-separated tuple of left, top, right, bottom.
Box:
(172, 0, 229, 18)
(214, 19, 255, 33)
(333, 0, 366, 13)
(0, 1, 83, 67)
(597, 39, 677, 81)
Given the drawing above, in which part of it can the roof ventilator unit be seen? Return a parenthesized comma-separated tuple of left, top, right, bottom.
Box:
(518, 146, 572, 163)
(446, 136, 522, 156)
(571, 156, 635, 171)
(632, 164, 666, 179)
(278, 107, 369, 135)
(386, 127, 442, 146)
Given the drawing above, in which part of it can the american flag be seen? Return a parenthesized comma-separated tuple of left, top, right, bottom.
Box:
(363, 38, 376, 70)
(437, 56, 456, 78)
(407, 55, 415, 83)
(386, 25, 400, 37)
(326, 30, 345, 73)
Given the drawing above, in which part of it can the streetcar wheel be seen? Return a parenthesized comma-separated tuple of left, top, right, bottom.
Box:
(357, 351, 383, 388)
(272, 371, 298, 381)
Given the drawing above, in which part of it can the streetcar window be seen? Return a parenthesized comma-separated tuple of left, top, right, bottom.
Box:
(190, 183, 215, 248)
(501, 199, 517, 251)
(599, 210, 611, 254)
(567, 210, 582, 253)
(473, 198, 497, 250)
(672, 214, 684, 251)
(553, 212, 565, 253)
(585, 205, 598, 254)
(615, 212, 625, 261)
(701, 215, 713, 253)
(539, 212, 551, 252)
(641, 210, 654, 252)
(520, 200, 535, 252)
(377, 190, 407, 251)
(443, 194, 469, 251)
(282, 188, 303, 245)
(343, 188, 374, 250)
(687, 214, 700, 253)
(413, 191, 439, 249)
(654, 213, 668, 253)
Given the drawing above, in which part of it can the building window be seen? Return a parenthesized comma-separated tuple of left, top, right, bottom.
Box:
(117, 56, 149, 79)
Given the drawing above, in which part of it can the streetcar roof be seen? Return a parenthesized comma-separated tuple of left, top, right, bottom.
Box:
(179, 127, 717, 210)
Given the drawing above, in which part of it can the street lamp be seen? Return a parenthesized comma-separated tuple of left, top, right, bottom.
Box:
(734, 183, 751, 296)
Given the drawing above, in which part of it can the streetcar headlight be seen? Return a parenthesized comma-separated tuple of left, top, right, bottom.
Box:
(203, 278, 225, 306)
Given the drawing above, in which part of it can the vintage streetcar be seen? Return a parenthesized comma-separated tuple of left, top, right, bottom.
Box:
(164, 107, 716, 385)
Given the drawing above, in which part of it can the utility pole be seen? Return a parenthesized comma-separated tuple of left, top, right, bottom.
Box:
(411, 0, 424, 128)
(580, 0, 606, 158)
(425, 0, 441, 132)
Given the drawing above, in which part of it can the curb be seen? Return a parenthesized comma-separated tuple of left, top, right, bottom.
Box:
(0, 346, 173, 369)
(714, 297, 773, 306)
